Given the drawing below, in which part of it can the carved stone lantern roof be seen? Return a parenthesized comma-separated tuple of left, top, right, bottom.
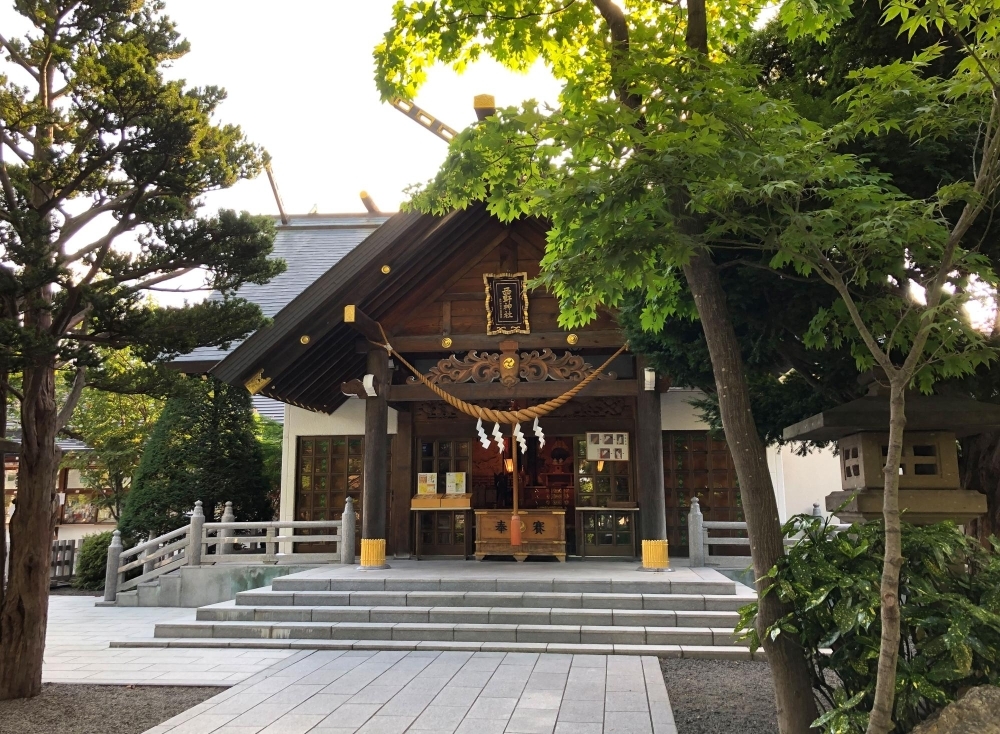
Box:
(782, 392, 1000, 442)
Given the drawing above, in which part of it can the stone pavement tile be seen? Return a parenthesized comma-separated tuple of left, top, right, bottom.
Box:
(432, 685, 483, 708)
(212, 728, 266, 734)
(289, 693, 350, 716)
(266, 684, 326, 705)
(605, 691, 652, 712)
(501, 652, 540, 666)
(353, 715, 414, 734)
(517, 689, 564, 710)
(532, 654, 572, 673)
(449, 668, 494, 687)
(480, 678, 529, 699)
(570, 654, 608, 668)
(557, 699, 605, 723)
(165, 714, 240, 734)
(227, 703, 297, 728)
(309, 729, 357, 734)
(503, 707, 558, 734)
(375, 690, 436, 717)
(455, 719, 509, 734)
(318, 703, 380, 728)
(408, 705, 470, 730)
(157, 703, 219, 728)
(554, 723, 601, 734)
(401, 675, 450, 695)
(257, 714, 326, 734)
(603, 710, 654, 734)
(525, 672, 567, 691)
(346, 685, 403, 705)
(465, 696, 519, 720)
(560, 681, 605, 702)
(211, 692, 277, 716)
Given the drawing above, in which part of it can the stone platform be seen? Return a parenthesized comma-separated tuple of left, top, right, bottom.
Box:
(117, 560, 760, 661)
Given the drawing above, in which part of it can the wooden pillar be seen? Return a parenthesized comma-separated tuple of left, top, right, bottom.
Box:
(388, 406, 413, 558)
(361, 347, 390, 568)
(636, 355, 669, 570)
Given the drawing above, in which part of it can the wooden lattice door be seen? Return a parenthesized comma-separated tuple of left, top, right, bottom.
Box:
(662, 431, 746, 556)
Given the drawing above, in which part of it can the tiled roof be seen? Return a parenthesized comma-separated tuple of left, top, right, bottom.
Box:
(252, 396, 285, 424)
(174, 212, 391, 366)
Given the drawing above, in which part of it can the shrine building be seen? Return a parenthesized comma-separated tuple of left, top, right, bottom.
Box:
(189, 204, 837, 569)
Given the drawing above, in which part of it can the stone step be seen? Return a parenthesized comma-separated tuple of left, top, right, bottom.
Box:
(197, 602, 740, 628)
(153, 619, 746, 647)
(112, 637, 766, 661)
(235, 588, 753, 612)
(270, 575, 736, 596)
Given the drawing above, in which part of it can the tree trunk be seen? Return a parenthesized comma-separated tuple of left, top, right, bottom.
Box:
(1, 371, 7, 614)
(683, 251, 819, 733)
(960, 431, 1000, 542)
(866, 381, 906, 734)
(0, 360, 60, 700)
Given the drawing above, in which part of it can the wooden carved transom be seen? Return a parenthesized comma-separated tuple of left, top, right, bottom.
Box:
(408, 349, 617, 386)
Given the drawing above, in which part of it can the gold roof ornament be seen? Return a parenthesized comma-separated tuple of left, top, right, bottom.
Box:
(244, 369, 271, 395)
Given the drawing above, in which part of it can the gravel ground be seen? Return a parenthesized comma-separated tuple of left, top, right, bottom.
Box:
(0, 684, 223, 734)
(660, 658, 779, 734)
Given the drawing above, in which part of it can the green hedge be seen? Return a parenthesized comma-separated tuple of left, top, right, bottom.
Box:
(72, 531, 115, 590)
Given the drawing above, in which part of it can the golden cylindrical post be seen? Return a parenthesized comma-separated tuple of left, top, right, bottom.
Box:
(360, 538, 386, 568)
(641, 539, 669, 570)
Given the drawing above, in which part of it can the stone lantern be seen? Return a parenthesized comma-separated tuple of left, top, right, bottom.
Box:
(782, 387, 1000, 524)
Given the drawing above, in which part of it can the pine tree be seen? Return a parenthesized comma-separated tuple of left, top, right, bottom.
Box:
(120, 377, 271, 539)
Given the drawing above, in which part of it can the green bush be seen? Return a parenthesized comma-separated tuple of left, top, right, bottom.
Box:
(737, 516, 1000, 734)
(72, 531, 115, 590)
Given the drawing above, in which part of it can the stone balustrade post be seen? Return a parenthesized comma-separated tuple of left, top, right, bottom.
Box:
(341, 496, 356, 565)
(142, 547, 154, 575)
(187, 500, 205, 566)
(220, 501, 235, 555)
(264, 527, 277, 564)
(688, 498, 706, 567)
(812, 502, 823, 517)
(103, 530, 123, 603)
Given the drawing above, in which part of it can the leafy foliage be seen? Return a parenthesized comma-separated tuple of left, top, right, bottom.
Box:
(119, 376, 272, 540)
(65, 350, 164, 520)
(737, 517, 1000, 733)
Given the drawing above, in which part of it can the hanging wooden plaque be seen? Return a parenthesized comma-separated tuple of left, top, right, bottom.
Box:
(484, 272, 530, 336)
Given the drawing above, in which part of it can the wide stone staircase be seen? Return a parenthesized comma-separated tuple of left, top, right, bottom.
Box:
(126, 566, 763, 660)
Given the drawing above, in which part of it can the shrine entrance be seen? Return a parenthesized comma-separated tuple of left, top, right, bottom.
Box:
(408, 414, 639, 560)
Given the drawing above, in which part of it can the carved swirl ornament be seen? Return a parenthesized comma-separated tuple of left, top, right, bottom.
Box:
(408, 349, 616, 386)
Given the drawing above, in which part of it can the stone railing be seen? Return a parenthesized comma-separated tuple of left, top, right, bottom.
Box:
(103, 497, 356, 603)
(687, 498, 851, 566)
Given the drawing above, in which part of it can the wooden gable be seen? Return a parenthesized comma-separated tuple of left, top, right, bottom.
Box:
(384, 218, 619, 350)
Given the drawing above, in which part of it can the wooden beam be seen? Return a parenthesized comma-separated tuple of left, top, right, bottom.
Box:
(388, 379, 638, 402)
(388, 407, 413, 557)
(344, 305, 386, 345)
(359, 330, 626, 354)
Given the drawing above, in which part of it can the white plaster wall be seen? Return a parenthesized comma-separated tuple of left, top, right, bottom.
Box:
(660, 388, 711, 431)
(56, 524, 111, 541)
(770, 445, 842, 522)
(278, 401, 398, 523)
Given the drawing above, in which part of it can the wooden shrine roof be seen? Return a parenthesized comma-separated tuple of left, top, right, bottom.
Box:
(213, 206, 622, 414)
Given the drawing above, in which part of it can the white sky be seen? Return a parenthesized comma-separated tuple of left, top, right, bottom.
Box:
(0, 0, 561, 216)
(159, 0, 562, 216)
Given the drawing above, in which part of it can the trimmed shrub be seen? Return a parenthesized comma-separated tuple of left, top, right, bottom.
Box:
(738, 516, 1000, 733)
(72, 531, 114, 590)
(120, 377, 273, 540)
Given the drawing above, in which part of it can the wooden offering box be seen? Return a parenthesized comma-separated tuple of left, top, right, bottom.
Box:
(411, 494, 471, 509)
(475, 509, 566, 562)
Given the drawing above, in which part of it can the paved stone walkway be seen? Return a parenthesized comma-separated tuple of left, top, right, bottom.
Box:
(144, 650, 676, 734)
(45, 596, 295, 686)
